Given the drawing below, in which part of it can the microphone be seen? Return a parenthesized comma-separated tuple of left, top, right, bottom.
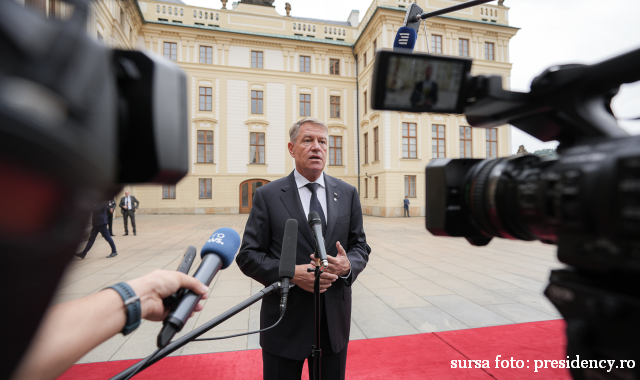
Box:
(393, 26, 417, 52)
(279, 219, 297, 317)
(307, 212, 328, 270)
(157, 227, 240, 348)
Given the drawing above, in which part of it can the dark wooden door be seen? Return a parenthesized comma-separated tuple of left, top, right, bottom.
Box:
(239, 179, 270, 214)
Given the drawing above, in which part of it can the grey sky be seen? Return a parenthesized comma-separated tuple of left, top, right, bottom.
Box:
(184, 0, 640, 154)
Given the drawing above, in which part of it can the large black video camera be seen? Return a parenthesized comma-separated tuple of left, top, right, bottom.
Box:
(371, 28, 640, 380)
(0, 1, 188, 377)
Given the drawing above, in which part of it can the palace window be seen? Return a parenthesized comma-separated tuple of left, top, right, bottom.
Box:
(432, 125, 446, 158)
(402, 122, 417, 158)
(251, 91, 263, 114)
(405, 175, 416, 198)
(363, 91, 367, 115)
(486, 128, 498, 158)
(329, 136, 342, 166)
(162, 185, 176, 199)
(330, 59, 340, 75)
(375, 176, 379, 198)
(460, 126, 472, 158)
(199, 179, 212, 199)
(300, 56, 310, 72)
(431, 35, 442, 53)
(364, 132, 368, 164)
(163, 42, 177, 61)
(374, 126, 379, 162)
(199, 87, 212, 111)
(485, 42, 495, 60)
(330, 96, 340, 118)
(364, 178, 368, 198)
(299, 94, 311, 116)
(200, 46, 212, 64)
(459, 39, 469, 57)
(251, 51, 263, 68)
(197, 131, 213, 163)
(250, 132, 265, 164)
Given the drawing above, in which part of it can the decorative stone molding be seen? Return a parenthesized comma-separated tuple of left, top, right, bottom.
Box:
(192, 117, 218, 126)
(245, 119, 270, 129)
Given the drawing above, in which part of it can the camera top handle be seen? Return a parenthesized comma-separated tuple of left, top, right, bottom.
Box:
(464, 47, 640, 151)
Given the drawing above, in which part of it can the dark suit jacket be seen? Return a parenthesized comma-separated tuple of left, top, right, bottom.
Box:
(236, 171, 370, 360)
(119, 195, 139, 213)
(91, 202, 109, 227)
(410, 79, 439, 107)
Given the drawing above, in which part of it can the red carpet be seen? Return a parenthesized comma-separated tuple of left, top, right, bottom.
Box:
(58, 320, 570, 379)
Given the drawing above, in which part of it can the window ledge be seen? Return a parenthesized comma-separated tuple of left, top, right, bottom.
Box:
(372, 160, 380, 164)
(328, 165, 345, 168)
(400, 158, 420, 160)
(362, 163, 369, 167)
(195, 162, 216, 165)
(247, 163, 268, 166)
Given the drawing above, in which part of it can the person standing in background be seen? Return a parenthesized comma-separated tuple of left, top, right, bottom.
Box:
(76, 201, 118, 259)
(119, 190, 139, 236)
(107, 198, 116, 236)
(404, 196, 410, 217)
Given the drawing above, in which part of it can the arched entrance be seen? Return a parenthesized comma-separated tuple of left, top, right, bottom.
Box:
(239, 179, 271, 214)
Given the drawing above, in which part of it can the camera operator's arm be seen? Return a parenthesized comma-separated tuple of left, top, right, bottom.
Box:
(11, 270, 209, 380)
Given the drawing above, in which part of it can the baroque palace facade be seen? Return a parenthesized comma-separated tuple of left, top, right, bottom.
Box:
(22, 0, 517, 217)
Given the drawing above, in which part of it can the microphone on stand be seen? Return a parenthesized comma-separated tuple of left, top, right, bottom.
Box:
(307, 211, 328, 270)
(278, 219, 297, 317)
(157, 227, 241, 348)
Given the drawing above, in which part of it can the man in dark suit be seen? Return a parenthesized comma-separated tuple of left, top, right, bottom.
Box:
(107, 198, 116, 236)
(236, 117, 370, 380)
(119, 190, 139, 236)
(410, 65, 439, 108)
(75, 201, 118, 259)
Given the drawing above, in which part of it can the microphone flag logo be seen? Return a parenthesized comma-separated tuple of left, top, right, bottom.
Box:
(208, 233, 225, 244)
(398, 33, 410, 45)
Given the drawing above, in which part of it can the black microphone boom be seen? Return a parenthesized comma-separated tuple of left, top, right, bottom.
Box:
(307, 211, 328, 269)
(279, 219, 298, 316)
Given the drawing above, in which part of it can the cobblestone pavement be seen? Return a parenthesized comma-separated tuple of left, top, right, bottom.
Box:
(54, 214, 564, 364)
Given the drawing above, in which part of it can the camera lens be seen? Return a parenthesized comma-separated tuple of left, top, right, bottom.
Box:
(465, 155, 554, 243)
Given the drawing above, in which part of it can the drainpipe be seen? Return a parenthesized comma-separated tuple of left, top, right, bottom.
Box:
(353, 46, 360, 194)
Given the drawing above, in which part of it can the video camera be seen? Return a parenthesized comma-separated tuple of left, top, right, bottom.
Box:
(371, 3, 640, 380)
(0, 1, 188, 377)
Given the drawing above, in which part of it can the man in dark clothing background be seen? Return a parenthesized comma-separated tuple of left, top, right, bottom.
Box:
(404, 196, 410, 217)
(75, 201, 118, 259)
(119, 190, 139, 236)
(107, 198, 116, 236)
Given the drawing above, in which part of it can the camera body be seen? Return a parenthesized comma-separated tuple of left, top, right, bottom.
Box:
(426, 135, 640, 274)
(371, 43, 640, 380)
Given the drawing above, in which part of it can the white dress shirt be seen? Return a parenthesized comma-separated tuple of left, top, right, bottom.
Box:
(293, 169, 327, 219)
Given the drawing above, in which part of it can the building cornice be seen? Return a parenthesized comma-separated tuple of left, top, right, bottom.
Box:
(146, 21, 354, 47)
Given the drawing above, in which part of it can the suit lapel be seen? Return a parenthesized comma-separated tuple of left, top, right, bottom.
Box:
(324, 174, 340, 247)
(280, 171, 315, 248)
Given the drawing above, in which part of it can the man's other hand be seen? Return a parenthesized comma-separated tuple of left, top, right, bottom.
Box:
(323, 242, 350, 277)
(292, 264, 337, 293)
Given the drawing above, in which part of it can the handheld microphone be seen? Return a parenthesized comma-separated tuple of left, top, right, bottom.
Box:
(307, 212, 328, 270)
(279, 219, 297, 317)
(393, 26, 417, 52)
(157, 228, 240, 348)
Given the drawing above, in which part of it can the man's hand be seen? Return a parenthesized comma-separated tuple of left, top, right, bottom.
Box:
(321, 242, 351, 277)
(126, 270, 209, 321)
(123, 205, 128, 209)
(109, 209, 113, 213)
(291, 264, 337, 293)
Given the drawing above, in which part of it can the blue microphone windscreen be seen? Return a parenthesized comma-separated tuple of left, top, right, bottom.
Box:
(200, 227, 241, 269)
(393, 27, 417, 52)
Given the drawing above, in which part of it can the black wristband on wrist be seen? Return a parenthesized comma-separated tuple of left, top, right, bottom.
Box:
(108, 282, 141, 335)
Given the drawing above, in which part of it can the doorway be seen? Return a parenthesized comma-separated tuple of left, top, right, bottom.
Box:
(239, 179, 270, 214)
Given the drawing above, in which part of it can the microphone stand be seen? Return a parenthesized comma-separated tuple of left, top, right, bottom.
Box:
(307, 256, 323, 380)
(110, 281, 283, 380)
